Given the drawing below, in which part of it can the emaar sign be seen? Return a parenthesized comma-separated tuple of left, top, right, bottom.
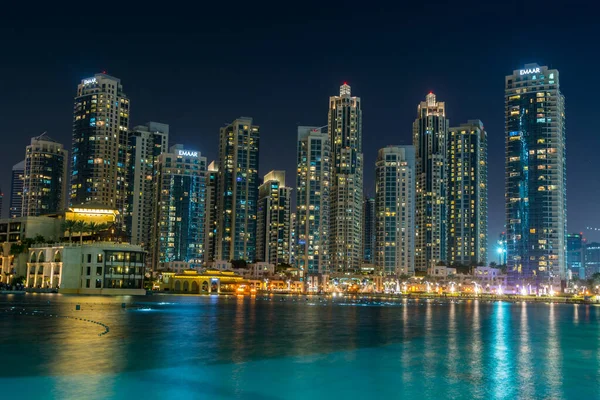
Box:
(520, 67, 540, 75)
(83, 78, 97, 85)
(178, 150, 198, 157)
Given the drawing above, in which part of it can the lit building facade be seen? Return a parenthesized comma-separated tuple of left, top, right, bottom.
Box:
(71, 73, 130, 217)
(413, 93, 448, 272)
(375, 146, 416, 276)
(505, 64, 567, 285)
(10, 160, 25, 218)
(585, 242, 600, 278)
(22, 133, 69, 217)
(26, 242, 145, 294)
(204, 161, 219, 263)
(256, 171, 291, 265)
(447, 120, 487, 266)
(363, 196, 375, 264)
(155, 145, 207, 268)
(566, 233, 585, 279)
(126, 122, 169, 251)
(328, 83, 363, 273)
(296, 126, 331, 279)
(216, 117, 260, 262)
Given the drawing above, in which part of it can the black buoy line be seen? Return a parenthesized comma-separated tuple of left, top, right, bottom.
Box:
(3, 307, 110, 337)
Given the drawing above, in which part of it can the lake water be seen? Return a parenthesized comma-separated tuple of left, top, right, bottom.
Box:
(0, 294, 598, 399)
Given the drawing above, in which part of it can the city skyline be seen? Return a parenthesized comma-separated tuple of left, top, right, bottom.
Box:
(1, 6, 598, 262)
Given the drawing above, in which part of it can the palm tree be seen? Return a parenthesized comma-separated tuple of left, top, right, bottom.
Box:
(86, 222, 101, 242)
(61, 220, 77, 243)
(74, 220, 87, 244)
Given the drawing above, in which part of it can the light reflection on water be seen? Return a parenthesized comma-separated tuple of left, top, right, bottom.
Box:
(0, 295, 598, 399)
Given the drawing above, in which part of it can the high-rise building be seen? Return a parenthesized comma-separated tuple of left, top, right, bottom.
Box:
(126, 122, 169, 253)
(216, 117, 260, 262)
(375, 146, 416, 276)
(9, 160, 25, 218)
(505, 64, 567, 286)
(362, 196, 375, 264)
(71, 73, 130, 218)
(585, 242, 600, 278)
(447, 120, 487, 267)
(155, 145, 206, 268)
(204, 161, 219, 263)
(21, 133, 69, 217)
(296, 126, 331, 279)
(256, 170, 291, 265)
(566, 233, 585, 279)
(289, 212, 296, 267)
(328, 83, 363, 273)
(0, 187, 3, 218)
(413, 92, 448, 272)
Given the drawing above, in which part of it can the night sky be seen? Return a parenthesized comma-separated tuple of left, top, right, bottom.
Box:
(1, 3, 598, 260)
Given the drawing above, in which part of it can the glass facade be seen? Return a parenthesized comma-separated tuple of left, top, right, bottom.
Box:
(362, 197, 375, 264)
(103, 250, 145, 289)
(296, 126, 330, 277)
(566, 233, 585, 279)
(156, 145, 207, 268)
(375, 146, 415, 276)
(9, 160, 25, 218)
(216, 118, 260, 262)
(22, 134, 68, 217)
(505, 64, 566, 285)
(447, 120, 487, 266)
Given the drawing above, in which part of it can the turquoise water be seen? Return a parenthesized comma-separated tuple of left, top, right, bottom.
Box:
(0, 294, 598, 399)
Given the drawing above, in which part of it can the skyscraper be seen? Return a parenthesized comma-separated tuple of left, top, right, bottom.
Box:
(447, 120, 487, 267)
(566, 233, 585, 279)
(204, 161, 219, 263)
(362, 196, 375, 264)
(71, 73, 130, 216)
(296, 126, 331, 281)
(256, 170, 291, 265)
(328, 83, 363, 273)
(375, 146, 416, 276)
(505, 64, 567, 286)
(126, 122, 169, 252)
(413, 93, 448, 272)
(289, 212, 296, 267)
(216, 117, 260, 262)
(9, 160, 25, 218)
(0, 188, 3, 218)
(21, 133, 69, 217)
(155, 145, 206, 268)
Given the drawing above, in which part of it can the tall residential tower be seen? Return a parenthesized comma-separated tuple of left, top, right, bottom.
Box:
(71, 73, 130, 216)
(375, 146, 416, 276)
(296, 126, 331, 284)
(505, 64, 566, 286)
(22, 133, 68, 216)
(216, 117, 260, 262)
(328, 83, 363, 273)
(413, 93, 448, 272)
(256, 170, 291, 265)
(155, 145, 206, 268)
(126, 122, 169, 253)
(447, 120, 487, 266)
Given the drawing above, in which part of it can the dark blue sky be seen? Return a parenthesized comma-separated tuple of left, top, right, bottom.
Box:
(1, 2, 598, 260)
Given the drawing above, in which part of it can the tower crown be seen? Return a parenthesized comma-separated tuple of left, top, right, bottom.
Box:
(340, 83, 351, 96)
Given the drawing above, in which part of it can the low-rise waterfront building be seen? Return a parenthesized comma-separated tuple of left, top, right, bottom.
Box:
(26, 242, 146, 294)
(159, 269, 247, 294)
